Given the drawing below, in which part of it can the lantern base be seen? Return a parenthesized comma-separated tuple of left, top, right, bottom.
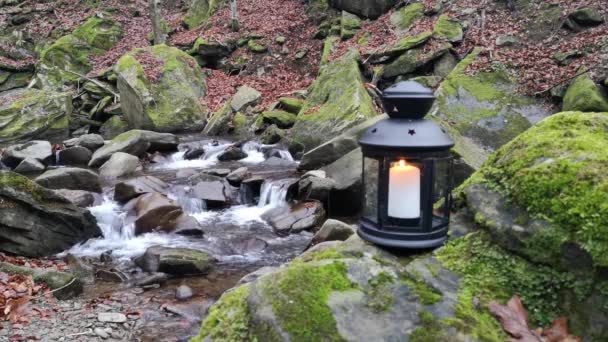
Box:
(357, 221, 448, 249)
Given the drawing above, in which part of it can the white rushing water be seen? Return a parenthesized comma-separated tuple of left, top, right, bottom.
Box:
(66, 178, 294, 261)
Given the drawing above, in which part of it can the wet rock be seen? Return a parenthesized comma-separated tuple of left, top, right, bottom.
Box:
(114, 176, 169, 203)
(298, 174, 336, 204)
(35, 167, 102, 193)
(1, 140, 53, 168)
(231, 237, 268, 255)
(98, 312, 127, 323)
(134, 192, 183, 235)
(260, 125, 284, 145)
(0, 261, 83, 299)
(310, 219, 355, 245)
(184, 147, 205, 160)
(99, 152, 140, 179)
(65, 254, 94, 283)
(193, 178, 230, 207)
(261, 156, 294, 168)
(13, 158, 46, 173)
(89, 130, 178, 167)
(95, 269, 128, 282)
(135, 246, 217, 275)
(226, 167, 249, 186)
(54, 189, 96, 207)
(134, 272, 169, 287)
(175, 285, 194, 301)
(264, 200, 326, 235)
(64, 134, 105, 152)
(57, 146, 93, 166)
(217, 146, 247, 161)
(202, 168, 231, 177)
(173, 214, 205, 236)
(240, 176, 265, 204)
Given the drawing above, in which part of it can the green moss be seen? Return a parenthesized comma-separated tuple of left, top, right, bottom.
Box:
(402, 273, 443, 305)
(192, 285, 253, 342)
(459, 111, 608, 267)
(278, 97, 304, 114)
(387, 31, 432, 55)
(262, 260, 356, 341)
(248, 39, 268, 53)
(392, 3, 424, 30)
(562, 73, 608, 112)
(410, 311, 449, 342)
(437, 232, 592, 332)
(383, 42, 451, 78)
(72, 15, 122, 50)
(184, 0, 226, 29)
(321, 36, 339, 65)
(0, 171, 49, 203)
(260, 110, 296, 128)
(433, 15, 463, 42)
(357, 32, 370, 46)
(366, 271, 396, 312)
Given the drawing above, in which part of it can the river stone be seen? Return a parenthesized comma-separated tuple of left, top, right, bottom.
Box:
(0, 89, 71, 145)
(192, 235, 467, 341)
(13, 158, 46, 173)
(291, 50, 377, 151)
(115, 45, 206, 132)
(64, 133, 105, 152)
(35, 167, 102, 193)
(134, 192, 183, 235)
(184, 146, 206, 160)
(1, 140, 53, 168)
(114, 175, 169, 203)
(0, 171, 100, 257)
(434, 48, 553, 171)
(298, 175, 336, 204)
(57, 146, 93, 166)
(89, 130, 178, 167)
(99, 152, 140, 179)
(329, 0, 398, 19)
(226, 167, 249, 185)
(176, 285, 194, 301)
(135, 246, 217, 275)
(230, 85, 262, 112)
(299, 114, 386, 170)
(217, 146, 247, 161)
(310, 219, 355, 245)
(231, 237, 268, 255)
(193, 178, 229, 207)
(54, 189, 96, 207)
(0, 261, 83, 299)
(98, 312, 127, 323)
(263, 200, 326, 235)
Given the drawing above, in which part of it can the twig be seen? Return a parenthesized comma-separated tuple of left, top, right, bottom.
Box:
(32, 277, 78, 300)
(65, 329, 93, 337)
(533, 65, 601, 96)
(61, 68, 120, 99)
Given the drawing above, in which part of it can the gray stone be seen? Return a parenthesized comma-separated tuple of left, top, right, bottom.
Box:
(329, 0, 398, 19)
(1, 140, 53, 168)
(193, 179, 229, 207)
(97, 312, 127, 323)
(64, 133, 105, 152)
(58, 146, 93, 166)
(35, 167, 102, 193)
(310, 219, 355, 245)
(226, 167, 249, 185)
(0, 261, 84, 299)
(114, 175, 168, 203)
(175, 285, 194, 301)
(495, 34, 521, 47)
(134, 192, 183, 235)
(230, 85, 262, 112)
(99, 152, 140, 179)
(54, 189, 96, 207)
(134, 246, 217, 275)
(217, 146, 247, 161)
(13, 158, 46, 173)
(263, 200, 326, 235)
(94, 327, 109, 339)
(134, 272, 169, 286)
(298, 175, 335, 204)
(89, 130, 178, 167)
(322, 148, 365, 215)
(433, 52, 458, 77)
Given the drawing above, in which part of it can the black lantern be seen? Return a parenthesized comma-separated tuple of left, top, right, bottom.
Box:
(358, 81, 455, 249)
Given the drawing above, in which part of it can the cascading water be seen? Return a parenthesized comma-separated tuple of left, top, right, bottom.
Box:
(258, 179, 295, 208)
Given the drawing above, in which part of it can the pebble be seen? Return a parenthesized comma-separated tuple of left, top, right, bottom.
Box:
(175, 285, 194, 301)
(94, 327, 109, 339)
(98, 312, 127, 323)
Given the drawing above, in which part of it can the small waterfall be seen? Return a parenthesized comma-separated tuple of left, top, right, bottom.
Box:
(277, 150, 294, 162)
(258, 179, 295, 208)
(88, 197, 135, 240)
(168, 189, 206, 214)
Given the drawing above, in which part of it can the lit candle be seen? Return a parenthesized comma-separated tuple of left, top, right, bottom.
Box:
(388, 160, 420, 219)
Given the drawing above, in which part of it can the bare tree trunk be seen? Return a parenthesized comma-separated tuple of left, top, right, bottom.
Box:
(230, 0, 239, 32)
(149, 0, 166, 45)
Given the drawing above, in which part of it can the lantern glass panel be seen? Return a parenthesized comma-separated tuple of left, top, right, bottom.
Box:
(431, 157, 452, 227)
(387, 159, 421, 220)
(362, 157, 379, 223)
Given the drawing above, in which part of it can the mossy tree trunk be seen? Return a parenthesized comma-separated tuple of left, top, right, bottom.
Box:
(149, 0, 167, 45)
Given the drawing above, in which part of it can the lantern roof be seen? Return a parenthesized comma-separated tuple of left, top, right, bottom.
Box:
(382, 81, 434, 98)
(358, 118, 455, 152)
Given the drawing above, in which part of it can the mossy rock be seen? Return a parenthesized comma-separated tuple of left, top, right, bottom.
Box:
(99, 115, 129, 139)
(248, 39, 268, 53)
(382, 41, 451, 78)
(115, 45, 207, 133)
(184, 0, 226, 29)
(434, 48, 553, 170)
(192, 235, 471, 342)
(278, 97, 304, 114)
(0, 262, 83, 299)
(37, 14, 123, 89)
(341, 11, 361, 40)
(0, 70, 32, 92)
(260, 110, 297, 129)
(382, 31, 432, 57)
(562, 73, 608, 112)
(261, 124, 285, 144)
(0, 88, 72, 145)
(457, 111, 608, 271)
(291, 49, 377, 151)
(389, 2, 424, 30)
(433, 15, 463, 43)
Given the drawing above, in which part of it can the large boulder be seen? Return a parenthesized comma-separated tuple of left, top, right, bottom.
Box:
(57, 146, 93, 166)
(133, 192, 183, 235)
(54, 189, 96, 208)
(1, 140, 53, 168)
(135, 246, 217, 275)
(434, 48, 553, 170)
(89, 129, 178, 167)
(322, 148, 366, 215)
(457, 111, 608, 272)
(99, 152, 140, 179)
(562, 73, 608, 112)
(115, 45, 207, 133)
(329, 0, 398, 19)
(310, 219, 355, 245)
(35, 167, 102, 193)
(0, 171, 100, 257)
(37, 14, 123, 89)
(114, 175, 168, 203)
(0, 89, 72, 145)
(291, 50, 377, 151)
(64, 134, 105, 152)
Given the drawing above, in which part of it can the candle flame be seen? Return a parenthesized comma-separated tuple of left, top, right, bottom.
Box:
(399, 159, 406, 167)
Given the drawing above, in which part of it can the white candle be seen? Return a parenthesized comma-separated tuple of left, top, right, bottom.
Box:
(388, 160, 420, 219)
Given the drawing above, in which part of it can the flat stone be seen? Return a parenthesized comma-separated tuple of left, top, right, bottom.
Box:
(13, 158, 46, 173)
(230, 85, 262, 112)
(97, 312, 127, 323)
(35, 167, 102, 193)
